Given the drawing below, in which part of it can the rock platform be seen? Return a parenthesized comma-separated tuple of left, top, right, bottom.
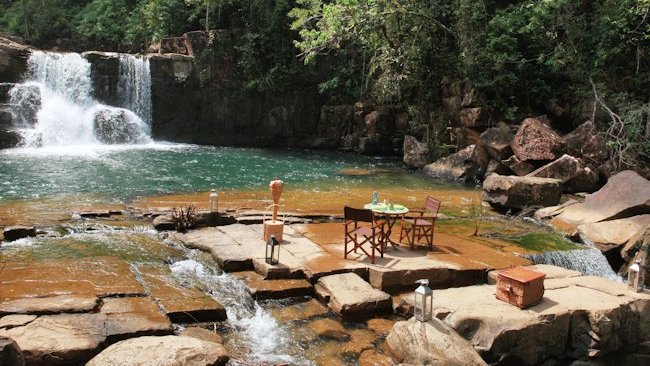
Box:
(423, 272, 650, 365)
(176, 222, 530, 295)
(315, 273, 392, 321)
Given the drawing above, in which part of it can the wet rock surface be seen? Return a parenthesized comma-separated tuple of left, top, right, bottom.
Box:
(232, 271, 313, 300)
(136, 264, 227, 323)
(86, 335, 229, 366)
(315, 273, 392, 321)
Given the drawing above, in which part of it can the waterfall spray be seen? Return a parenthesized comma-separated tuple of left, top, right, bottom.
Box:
(9, 51, 152, 148)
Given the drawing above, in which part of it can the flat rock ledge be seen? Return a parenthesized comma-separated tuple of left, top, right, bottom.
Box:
(428, 276, 650, 365)
(232, 271, 313, 300)
(0, 297, 173, 365)
(86, 335, 229, 366)
(315, 273, 392, 321)
(386, 317, 487, 366)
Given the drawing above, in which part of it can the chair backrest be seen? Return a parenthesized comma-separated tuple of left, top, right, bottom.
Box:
(424, 196, 441, 216)
(344, 206, 374, 223)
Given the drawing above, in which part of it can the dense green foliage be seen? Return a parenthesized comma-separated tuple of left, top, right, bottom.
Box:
(1, 0, 648, 166)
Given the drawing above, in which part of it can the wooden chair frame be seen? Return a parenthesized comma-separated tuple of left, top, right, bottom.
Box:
(344, 206, 385, 264)
(399, 196, 440, 250)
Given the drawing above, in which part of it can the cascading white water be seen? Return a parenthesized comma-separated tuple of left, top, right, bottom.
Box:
(118, 54, 152, 126)
(9, 51, 152, 147)
(525, 248, 621, 281)
(169, 258, 307, 365)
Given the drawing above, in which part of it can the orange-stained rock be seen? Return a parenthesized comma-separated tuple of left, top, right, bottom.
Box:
(231, 271, 312, 300)
(136, 264, 226, 323)
(367, 318, 396, 335)
(359, 349, 395, 366)
(304, 340, 345, 366)
(0, 257, 145, 298)
(179, 327, 223, 344)
(0, 297, 172, 365)
(307, 318, 350, 341)
(341, 329, 377, 356)
(270, 299, 329, 322)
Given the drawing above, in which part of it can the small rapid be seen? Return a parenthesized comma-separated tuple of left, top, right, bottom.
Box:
(525, 248, 621, 281)
(169, 257, 309, 365)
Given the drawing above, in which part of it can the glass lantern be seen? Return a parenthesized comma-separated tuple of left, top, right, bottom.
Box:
(266, 235, 280, 265)
(628, 260, 644, 293)
(414, 279, 433, 322)
(209, 189, 219, 213)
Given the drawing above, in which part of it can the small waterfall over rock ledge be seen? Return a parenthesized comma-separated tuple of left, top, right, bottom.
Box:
(9, 50, 152, 147)
(525, 248, 621, 281)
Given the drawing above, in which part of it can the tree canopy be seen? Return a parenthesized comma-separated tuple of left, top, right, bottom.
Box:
(1, 0, 648, 165)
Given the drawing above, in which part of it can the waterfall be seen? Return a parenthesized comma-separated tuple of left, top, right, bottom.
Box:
(118, 54, 152, 126)
(169, 257, 307, 365)
(525, 248, 621, 281)
(9, 51, 152, 148)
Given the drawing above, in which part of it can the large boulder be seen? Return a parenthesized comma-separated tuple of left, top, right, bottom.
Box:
(86, 335, 229, 366)
(0, 37, 31, 83)
(92, 107, 150, 144)
(564, 121, 609, 165)
(402, 135, 431, 168)
(577, 215, 650, 252)
(552, 170, 650, 229)
(482, 174, 562, 210)
(526, 154, 580, 183)
(502, 155, 536, 176)
(386, 318, 487, 366)
(565, 165, 600, 193)
(479, 126, 514, 161)
(511, 117, 565, 161)
(364, 110, 394, 136)
(0, 336, 24, 366)
(423, 145, 475, 182)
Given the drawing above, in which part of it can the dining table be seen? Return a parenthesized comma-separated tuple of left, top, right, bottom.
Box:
(363, 202, 409, 249)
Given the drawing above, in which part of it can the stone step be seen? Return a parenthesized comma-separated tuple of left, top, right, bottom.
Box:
(315, 272, 392, 321)
(136, 264, 227, 323)
(0, 297, 173, 365)
(231, 271, 313, 300)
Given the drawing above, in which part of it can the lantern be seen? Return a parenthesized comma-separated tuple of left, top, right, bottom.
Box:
(266, 235, 280, 265)
(628, 260, 644, 293)
(209, 189, 219, 213)
(414, 279, 433, 322)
